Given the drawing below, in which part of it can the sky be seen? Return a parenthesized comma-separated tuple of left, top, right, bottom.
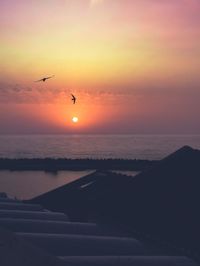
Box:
(0, 0, 200, 134)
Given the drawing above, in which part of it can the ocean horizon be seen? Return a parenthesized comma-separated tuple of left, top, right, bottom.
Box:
(0, 134, 200, 160)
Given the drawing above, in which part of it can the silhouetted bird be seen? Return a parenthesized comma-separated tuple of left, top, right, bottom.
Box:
(71, 94, 76, 104)
(35, 75, 54, 82)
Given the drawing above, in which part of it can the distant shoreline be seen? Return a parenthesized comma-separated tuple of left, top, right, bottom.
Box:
(0, 158, 157, 171)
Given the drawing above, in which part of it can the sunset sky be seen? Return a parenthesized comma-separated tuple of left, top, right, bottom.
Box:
(0, 0, 200, 134)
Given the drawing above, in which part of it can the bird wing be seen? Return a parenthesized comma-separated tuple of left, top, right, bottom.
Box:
(71, 94, 76, 100)
(46, 75, 54, 79)
(35, 75, 54, 82)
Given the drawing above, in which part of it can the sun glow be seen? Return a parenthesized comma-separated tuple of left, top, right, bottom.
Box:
(72, 117, 79, 123)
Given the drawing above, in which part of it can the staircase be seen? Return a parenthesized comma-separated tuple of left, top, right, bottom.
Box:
(0, 194, 198, 266)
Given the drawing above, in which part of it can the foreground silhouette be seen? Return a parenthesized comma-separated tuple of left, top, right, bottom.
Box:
(31, 146, 200, 262)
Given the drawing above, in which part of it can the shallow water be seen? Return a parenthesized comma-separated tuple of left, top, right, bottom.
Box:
(0, 170, 94, 200)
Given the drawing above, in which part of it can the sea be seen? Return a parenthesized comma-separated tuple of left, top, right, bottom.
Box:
(0, 134, 200, 160)
(0, 134, 200, 200)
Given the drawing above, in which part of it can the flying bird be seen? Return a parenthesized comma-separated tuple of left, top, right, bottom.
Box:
(35, 75, 54, 82)
(71, 94, 76, 104)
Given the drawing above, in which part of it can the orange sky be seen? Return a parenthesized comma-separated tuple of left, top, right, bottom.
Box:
(0, 0, 200, 134)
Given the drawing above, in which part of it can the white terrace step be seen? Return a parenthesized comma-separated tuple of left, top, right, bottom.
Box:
(0, 210, 69, 221)
(0, 197, 20, 203)
(59, 256, 199, 266)
(0, 227, 66, 266)
(0, 202, 43, 211)
(16, 233, 167, 257)
(0, 218, 125, 236)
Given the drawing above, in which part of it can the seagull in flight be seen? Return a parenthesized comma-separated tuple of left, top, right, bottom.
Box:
(35, 75, 54, 82)
(71, 94, 76, 104)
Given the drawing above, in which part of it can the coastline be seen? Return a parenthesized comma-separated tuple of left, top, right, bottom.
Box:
(0, 158, 157, 171)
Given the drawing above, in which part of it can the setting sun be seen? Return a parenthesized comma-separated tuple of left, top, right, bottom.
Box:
(72, 117, 79, 123)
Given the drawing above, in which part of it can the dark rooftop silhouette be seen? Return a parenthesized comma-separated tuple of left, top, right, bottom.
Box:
(0, 184, 198, 265)
(31, 146, 200, 261)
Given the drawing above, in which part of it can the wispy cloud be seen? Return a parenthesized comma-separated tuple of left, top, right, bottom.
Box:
(0, 83, 129, 104)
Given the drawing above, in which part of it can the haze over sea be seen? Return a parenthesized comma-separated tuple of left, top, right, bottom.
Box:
(1, 134, 200, 160)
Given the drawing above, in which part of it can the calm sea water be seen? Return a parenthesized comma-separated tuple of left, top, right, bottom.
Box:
(0, 134, 200, 160)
